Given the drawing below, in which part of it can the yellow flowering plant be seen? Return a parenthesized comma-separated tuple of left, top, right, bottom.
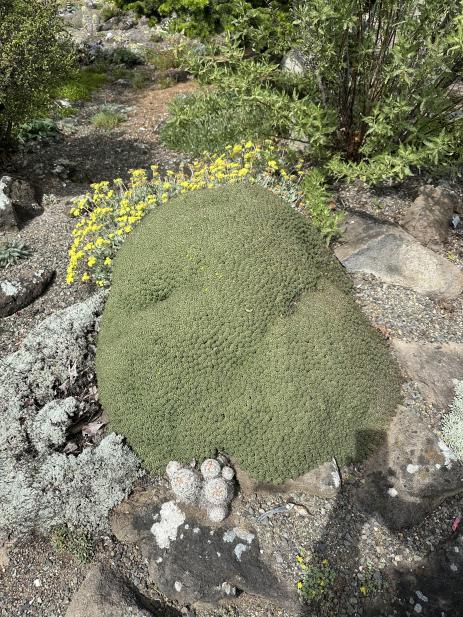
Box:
(67, 140, 342, 287)
(296, 550, 336, 604)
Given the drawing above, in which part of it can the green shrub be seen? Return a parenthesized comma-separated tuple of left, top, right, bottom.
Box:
(169, 1, 463, 184)
(51, 525, 94, 564)
(96, 182, 401, 483)
(56, 67, 108, 102)
(112, 0, 291, 40)
(90, 108, 126, 130)
(109, 46, 143, 67)
(161, 91, 277, 155)
(144, 47, 180, 71)
(301, 169, 344, 245)
(0, 0, 75, 145)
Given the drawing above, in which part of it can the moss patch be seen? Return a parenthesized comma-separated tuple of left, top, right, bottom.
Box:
(97, 183, 402, 483)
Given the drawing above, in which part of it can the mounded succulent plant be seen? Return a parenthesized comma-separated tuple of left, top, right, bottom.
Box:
(97, 183, 402, 483)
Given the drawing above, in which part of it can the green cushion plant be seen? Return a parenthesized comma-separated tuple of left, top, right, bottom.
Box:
(97, 183, 401, 483)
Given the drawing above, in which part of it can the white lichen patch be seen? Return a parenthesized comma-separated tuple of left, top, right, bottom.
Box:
(388, 488, 398, 497)
(222, 529, 236, 543)
(1, 281, 19, 296)
(151, 501, 186, 550)
(406, 464, 420, 474)
(234, 543, 248, 561)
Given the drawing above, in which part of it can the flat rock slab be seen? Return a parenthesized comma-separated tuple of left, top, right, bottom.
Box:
(392, 340, 463, 409)
(110, 492, 295, 609)
(335, 213, 463, 300)
(358, 406, 463, 530)
(0, 268, 54, 317)
(66, 563, 168, 617)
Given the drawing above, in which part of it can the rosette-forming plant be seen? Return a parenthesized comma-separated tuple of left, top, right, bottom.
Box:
(96, 182, 402, 483)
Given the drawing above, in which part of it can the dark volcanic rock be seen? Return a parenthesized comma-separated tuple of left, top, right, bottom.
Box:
(111, 491, 295, 608)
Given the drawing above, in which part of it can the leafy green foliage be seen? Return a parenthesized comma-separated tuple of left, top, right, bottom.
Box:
(144, 47, 180, 71)
(56, 67, 108, 102)
(0, 240, 32, 268)
(109, 46, 143, 67)
(161, 91, 277, 155)
(97, 183, 401, 483)
(167, 1, 463, 184)
(0, 0, 75, 145)
(162, 39, 334, 156)
(16, 119, 59, 144)
(301, 169, 344, 245)
(112, 0, 291, 40)
(293, 0, 463, 175)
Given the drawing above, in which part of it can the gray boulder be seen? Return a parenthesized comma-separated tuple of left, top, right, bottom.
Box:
(335, 212, 463, 300)
(281, 49, 310, 76)
(0, 268, 55, 317)
(66, 563, 164, 617)
(400, 185, 459, 248)
(8, 177, 42, 223)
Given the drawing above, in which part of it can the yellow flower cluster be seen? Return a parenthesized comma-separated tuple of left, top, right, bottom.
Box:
(66, 140, 303, 287)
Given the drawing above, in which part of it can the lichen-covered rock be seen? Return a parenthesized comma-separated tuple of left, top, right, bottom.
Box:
(112, 494, 295, 608)
(30, 397, 78, 453)
(0, 293, 142, 538)
(97, 183, 402, 483)
(0, 433, 140, 536)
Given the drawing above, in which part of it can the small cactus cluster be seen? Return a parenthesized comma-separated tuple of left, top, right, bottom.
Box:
(166, 458, 235, 523)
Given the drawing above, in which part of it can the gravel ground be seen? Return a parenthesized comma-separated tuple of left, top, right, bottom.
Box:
(350, 273, 463, 344)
